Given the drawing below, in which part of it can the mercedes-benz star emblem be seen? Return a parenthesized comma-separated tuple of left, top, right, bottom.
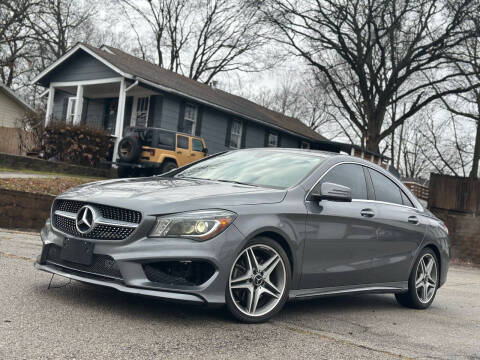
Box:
(75, 205, 97, 234)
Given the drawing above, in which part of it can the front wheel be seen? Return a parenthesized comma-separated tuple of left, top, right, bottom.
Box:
(226, 237, 291, 323)
(395, 248, 439, 309)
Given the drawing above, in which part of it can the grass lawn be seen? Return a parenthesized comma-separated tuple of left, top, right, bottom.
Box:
(0, 176, 101, 196)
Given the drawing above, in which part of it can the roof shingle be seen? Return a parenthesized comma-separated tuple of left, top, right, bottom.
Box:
(82, 44, 326, 141)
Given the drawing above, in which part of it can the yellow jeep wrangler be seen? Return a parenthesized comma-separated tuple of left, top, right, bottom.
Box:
(116, 127, 208, 177)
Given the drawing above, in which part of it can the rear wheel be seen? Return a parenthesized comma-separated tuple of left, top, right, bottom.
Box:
(162, 160, 178, 174)
(226, 237, 291, 323)
(395, 248, 439, 309)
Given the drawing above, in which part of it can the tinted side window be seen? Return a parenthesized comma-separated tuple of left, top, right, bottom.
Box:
(158, 130, 175, 149)
(192, 139, 203, 152)
(368, 169, 403, 205)
(320, 164, 367, 199)
(177, 135, 189, 149)
(401, 191, 415, 207)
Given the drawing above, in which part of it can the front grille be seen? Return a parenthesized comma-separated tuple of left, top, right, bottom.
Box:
(53, 215, 136, 240)
(45, 244, 123, 280)
(53, 200, 142, 224)
(52, 199, 141, 240)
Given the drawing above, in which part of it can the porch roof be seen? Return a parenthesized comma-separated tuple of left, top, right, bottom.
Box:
(33, 43, 327, 142)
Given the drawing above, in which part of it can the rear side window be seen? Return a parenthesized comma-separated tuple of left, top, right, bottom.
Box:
(177, 135, 189, 149)
(368, 169, 403, 205)
(320, 164, 367, 199)
(158, 131, 175, 149)
(401, 191, 415, 207)
(192, 139, 203, 152)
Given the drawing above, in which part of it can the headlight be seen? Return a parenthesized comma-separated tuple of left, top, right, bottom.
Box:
(149, 210, 236, 241)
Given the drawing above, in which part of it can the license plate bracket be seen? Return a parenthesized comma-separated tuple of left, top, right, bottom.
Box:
(60, 238, 94, 266)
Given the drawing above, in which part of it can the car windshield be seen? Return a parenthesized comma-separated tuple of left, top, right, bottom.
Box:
(174, 150, 326, 189)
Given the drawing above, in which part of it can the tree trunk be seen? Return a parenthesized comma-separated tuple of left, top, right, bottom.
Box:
(469, 119, 480, 179)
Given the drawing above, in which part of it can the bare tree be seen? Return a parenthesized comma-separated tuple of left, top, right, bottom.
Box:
(29, 0, 97, 68)
(260, 0, 479, 152)
(119, 0, 270, 83)
(437, 18, 480, 178)
(0, 0, 37, 87)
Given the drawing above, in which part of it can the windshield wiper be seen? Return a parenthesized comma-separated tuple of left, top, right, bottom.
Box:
(214, 179, 261, 187)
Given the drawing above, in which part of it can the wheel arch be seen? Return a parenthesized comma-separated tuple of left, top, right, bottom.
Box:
(243, 228, 295, 275)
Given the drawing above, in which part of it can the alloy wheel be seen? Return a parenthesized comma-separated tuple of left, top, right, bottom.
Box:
(415, 253, 438, 304)
(229, 244, 286, 317)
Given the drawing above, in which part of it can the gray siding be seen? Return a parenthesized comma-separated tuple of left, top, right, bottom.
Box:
(245, 123, 266, 148)
(281, 134, 299, 148)
(84, 99, 105, 128)
(199, 108, 229, 154)
(159, 94, 180, 131)
(48, 50, 118, 83)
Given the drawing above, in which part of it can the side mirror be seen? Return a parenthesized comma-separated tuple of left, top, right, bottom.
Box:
(202, 147, 208, 155)
(310, 182, 352, 202)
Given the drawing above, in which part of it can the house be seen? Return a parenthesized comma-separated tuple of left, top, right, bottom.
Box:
(33, 43, 388, 165)
(0, 83, 35, 155)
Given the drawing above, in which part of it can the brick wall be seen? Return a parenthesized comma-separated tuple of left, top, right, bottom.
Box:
(431, 208, 480, 263)
(0, 189, 54, 230)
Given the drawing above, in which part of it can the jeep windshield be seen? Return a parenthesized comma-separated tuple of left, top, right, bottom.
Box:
(173, 149, 326, 189)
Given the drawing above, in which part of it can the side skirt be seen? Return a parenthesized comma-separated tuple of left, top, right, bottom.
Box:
(289, 281, 408, 301)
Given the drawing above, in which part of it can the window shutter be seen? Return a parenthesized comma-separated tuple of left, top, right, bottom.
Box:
(61, 97, 69, 121)
(241, 120, 247, 148)
(225, 118, 233, 147)
(264, 129, 269, 147)
(147, 96, 156, 127)
(195, 106, 203, 136)
(178, 101, 185, 132)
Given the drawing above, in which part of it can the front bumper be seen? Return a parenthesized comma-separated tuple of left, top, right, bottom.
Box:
(36, 220, 247, 306)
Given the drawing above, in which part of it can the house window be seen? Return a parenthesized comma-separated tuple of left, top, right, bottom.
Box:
(268, 133, 278, 147)
(183, 103, 197, 135)
(301, 141, 310, 149)
(66, 97, 76, 124)
(229, 120, 243, 149)
(130, 96, 150, 128)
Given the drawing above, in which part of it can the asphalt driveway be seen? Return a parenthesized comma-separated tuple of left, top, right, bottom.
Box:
(0, 229, 479, 359)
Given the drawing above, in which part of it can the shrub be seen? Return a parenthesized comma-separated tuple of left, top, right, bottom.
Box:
(16, 110, 45, 155)
(42, 123, 114, 167)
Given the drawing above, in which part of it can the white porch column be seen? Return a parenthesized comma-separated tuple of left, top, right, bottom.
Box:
(112, 78, 127, 164)
(73, 85, 84, 125)
(45, 84, 55, 126)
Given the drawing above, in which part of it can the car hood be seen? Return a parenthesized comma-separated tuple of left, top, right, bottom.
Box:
(58, 177, 287, 215)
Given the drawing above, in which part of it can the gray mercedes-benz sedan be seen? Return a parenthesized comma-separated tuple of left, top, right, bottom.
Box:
(35, 148, 449, 323)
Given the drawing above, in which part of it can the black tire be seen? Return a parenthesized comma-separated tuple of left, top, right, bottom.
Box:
(225, 237, 291, 323)
(395, 247, 439, 309)
(117, 136, 142, 162)
(162, 160, 178, 174)
(117, 166, 131, 178)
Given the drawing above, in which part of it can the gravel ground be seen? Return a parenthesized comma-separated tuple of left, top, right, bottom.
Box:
(0, 229, 479, 359)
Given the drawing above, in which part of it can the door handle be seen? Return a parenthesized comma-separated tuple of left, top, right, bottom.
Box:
(177, 151, 182, 154)
(408, 216, 419, 225)
(360, 208, 375, 218)
(190, 153, 195, 156)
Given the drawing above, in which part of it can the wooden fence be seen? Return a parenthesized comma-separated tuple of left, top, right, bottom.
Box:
(428, 173, 480, 214)
(0, 126, 22, 155)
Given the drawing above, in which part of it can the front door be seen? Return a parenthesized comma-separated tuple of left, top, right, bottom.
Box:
(190, 138, 205, 162)
(301, 163, 380, 289)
